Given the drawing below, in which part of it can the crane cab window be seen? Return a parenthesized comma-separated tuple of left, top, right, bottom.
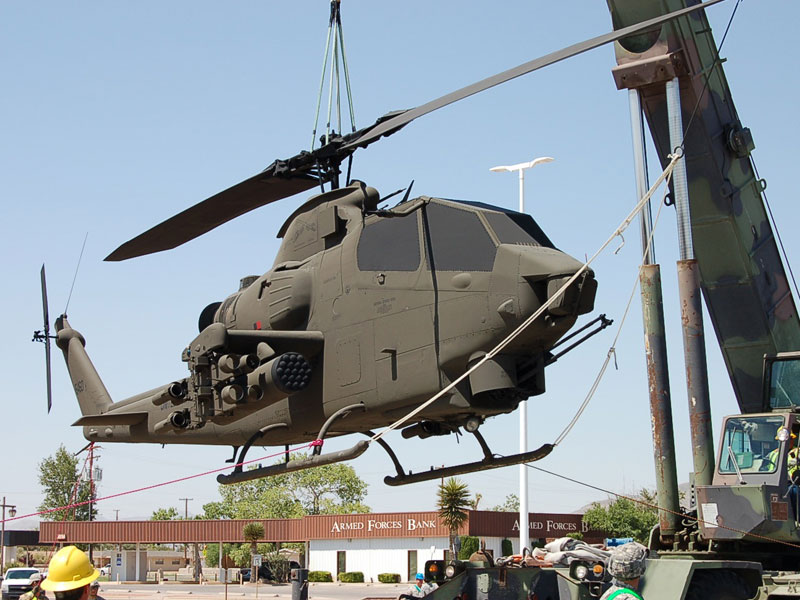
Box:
(357, 213, 421, 271)
(768, 357, 800, 409)
(422, 202, 496, 271)
(719, 416, 785, 474)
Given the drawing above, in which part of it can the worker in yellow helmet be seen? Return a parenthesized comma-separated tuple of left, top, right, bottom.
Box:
(40, 546, 99, 600)
(765, 430, 800, 517)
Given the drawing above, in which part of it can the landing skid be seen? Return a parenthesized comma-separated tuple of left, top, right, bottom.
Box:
(375, 429, 554, 486)
(217, 405, 554, 486)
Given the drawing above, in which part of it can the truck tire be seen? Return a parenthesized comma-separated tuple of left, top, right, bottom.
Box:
(685, 571, 751, 600)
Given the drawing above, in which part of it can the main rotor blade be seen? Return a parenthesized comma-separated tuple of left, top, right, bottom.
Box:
(106, 172, 320, 261)
(343, 0, 725, 150)
(40, 264, 53, 413)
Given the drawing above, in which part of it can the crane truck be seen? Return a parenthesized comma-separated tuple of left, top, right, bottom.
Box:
(415, 0, 800, 598)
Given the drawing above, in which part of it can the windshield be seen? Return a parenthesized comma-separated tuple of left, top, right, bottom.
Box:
(768, 357, 800, 408)
(6, 570, 38, 580)
(719, 416, 785, 474)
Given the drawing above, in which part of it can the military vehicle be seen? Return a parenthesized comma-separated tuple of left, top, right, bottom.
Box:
(607, 0, 800, 596)
(33, 2, 720, 487)
(398, 0, 800, 598)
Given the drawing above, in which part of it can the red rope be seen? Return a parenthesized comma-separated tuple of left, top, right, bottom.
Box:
(2, 441, 317, 524)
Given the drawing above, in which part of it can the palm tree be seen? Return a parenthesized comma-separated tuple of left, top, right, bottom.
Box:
(437, 478, 471, 557)
(243, 522, 265, 565)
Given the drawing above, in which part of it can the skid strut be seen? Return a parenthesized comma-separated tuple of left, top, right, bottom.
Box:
(217, 403, 366, 484)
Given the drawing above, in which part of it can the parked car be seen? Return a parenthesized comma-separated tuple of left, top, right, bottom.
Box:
(1, 568, 40, 600)
(239, 566, 273, 582)
(99, 567, 109, 577)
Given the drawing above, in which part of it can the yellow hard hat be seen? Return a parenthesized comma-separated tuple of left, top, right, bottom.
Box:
(40, 546, 99, 592)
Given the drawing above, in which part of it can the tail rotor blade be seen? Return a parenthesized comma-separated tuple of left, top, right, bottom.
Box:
(40, 264, 53, 413)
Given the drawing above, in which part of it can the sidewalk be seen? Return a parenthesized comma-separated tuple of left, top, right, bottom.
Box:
(95, 581, 404, 600)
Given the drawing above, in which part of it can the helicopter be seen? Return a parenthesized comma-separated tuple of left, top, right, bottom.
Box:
(39, 1, 722, 486)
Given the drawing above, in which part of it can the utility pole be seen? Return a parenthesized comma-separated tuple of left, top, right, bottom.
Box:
(179, 498, 192, 561)
(114, 509, 120, 520)
(88, 443, 95, 562)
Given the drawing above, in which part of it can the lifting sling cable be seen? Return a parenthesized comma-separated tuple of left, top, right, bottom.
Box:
(311, 0, 357, 150)
(553, 173, 671, 447)
(369, 152, 682, 445)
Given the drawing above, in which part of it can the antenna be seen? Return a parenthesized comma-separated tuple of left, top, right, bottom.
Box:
(64, 232, 89, 315)
(32, 264, 54, 412)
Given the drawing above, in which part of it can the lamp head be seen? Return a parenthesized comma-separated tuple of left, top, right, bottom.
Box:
(490, 156, 555, 173)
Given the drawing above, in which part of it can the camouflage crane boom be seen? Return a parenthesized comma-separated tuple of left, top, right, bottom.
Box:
(607, 0, 800, 413)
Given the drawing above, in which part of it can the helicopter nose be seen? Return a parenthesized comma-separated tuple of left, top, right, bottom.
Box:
(517, 248, 597, 317)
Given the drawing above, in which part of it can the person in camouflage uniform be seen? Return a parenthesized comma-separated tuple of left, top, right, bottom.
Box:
(87, 581, 104, 600)
(19, 573, 46, 600)
(600, 541, 648, 600)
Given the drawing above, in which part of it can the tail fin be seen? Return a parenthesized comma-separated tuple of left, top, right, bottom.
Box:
(54, 315, 113, 415)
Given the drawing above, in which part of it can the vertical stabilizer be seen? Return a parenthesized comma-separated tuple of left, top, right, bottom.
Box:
(54, 315, 113, 415)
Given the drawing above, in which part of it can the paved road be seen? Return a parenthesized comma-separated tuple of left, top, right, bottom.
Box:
(94, 581, 405, 600)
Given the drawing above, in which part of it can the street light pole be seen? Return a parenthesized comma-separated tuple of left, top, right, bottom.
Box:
(1, 497, 18, 573)
(490, 156, 554, 554)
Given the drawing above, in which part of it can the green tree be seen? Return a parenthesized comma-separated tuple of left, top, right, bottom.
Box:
(457, 536, 480, 559)
(437, 478, 470, 555)
(37, 445, 94, 521)
(151, 507, 180, 520)
(490, 494, 520, 513)
(202, 454, 369, 519)
(581, 490, 658, 543)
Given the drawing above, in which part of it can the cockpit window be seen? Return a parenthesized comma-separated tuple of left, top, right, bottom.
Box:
(719, 416, 785, 474)
(768, 358, 800, 408)
(422, 202, 496, 272)
(484, 211, 553, 248)
(448, 199, 554, 248)
(357, 213, 421, 271)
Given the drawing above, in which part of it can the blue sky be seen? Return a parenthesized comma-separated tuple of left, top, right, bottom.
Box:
(2, 0, 798, 525)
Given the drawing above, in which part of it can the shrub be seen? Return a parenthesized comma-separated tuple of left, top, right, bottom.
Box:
(378, 573, 401, 583)
(264, 553, 290, 582)
(308, 571, 333, 582)
(458, 536, 480, 559)
(338, 571, 365, 583)
(501, 538, 513, 557)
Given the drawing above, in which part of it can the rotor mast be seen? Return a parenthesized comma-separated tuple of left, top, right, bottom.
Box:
(311, 0, 357, 168)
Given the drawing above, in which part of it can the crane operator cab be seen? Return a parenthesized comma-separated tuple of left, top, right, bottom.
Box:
(697, 353, 800, 545)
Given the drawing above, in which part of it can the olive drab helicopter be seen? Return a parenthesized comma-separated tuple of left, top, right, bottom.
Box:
(35, 1, 722, 486)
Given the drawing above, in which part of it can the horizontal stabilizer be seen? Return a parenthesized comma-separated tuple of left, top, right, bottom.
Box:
(73, 412, 149, 427)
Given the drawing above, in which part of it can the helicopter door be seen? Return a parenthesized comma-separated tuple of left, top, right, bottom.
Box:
(355, 211, 440, 408)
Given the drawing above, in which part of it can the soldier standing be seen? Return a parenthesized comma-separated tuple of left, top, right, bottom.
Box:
(600, 542, 649, 600)
(87, 582, 104, 600)
(401, 573, 438, 598)
(19, 573, 46, 600)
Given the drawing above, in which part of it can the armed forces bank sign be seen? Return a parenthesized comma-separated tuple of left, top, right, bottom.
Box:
(467, 511, 599, 540)
(318, 514, 444, 538)
(306, 511, 597, 541)
(511, 517, 589, 535)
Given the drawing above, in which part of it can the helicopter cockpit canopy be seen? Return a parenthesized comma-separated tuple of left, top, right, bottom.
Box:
(357, 197, 560, 275)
